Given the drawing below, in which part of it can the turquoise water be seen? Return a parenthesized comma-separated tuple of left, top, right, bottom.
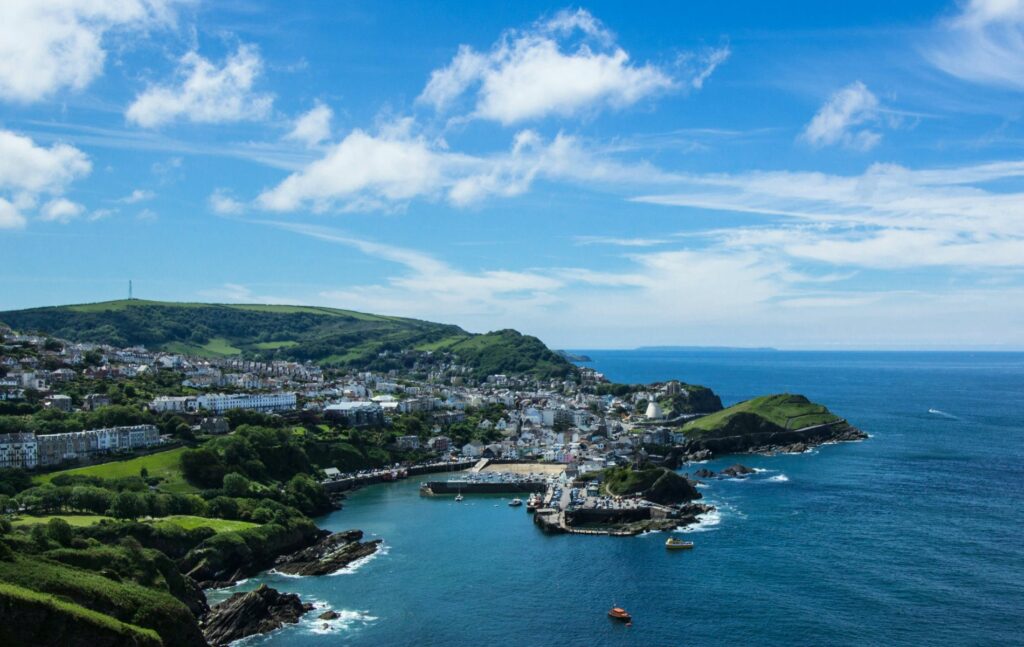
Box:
(218, 351, 1024, 646)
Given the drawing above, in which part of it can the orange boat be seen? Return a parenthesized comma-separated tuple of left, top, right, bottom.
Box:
(607, 607, 632, 622)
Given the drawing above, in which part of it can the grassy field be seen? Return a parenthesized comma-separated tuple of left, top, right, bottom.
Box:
(11, 515, 113, 528)
(151, 515, 257, 533)
(33, 447, 194, 493)
(253, 340, 299, 349)
(165, 336, 242, 357)
(684, 394, 841, 434)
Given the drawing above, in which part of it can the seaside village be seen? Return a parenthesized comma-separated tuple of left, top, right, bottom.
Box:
(0, 325, 701, 477)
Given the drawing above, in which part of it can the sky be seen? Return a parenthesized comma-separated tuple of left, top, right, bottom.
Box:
(1, 0, 1024, 350)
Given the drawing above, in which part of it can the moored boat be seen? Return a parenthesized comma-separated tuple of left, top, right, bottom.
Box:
(665, 537, 694, 550)
(607, 607, 632, 622)
(509, 498, 523, 507)
(526, 493, 541, 511)
(454, 493, 464, 502)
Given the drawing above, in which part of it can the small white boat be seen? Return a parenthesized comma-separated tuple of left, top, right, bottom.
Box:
(454, 494, 464, 502)
(508, 498, 523, 507)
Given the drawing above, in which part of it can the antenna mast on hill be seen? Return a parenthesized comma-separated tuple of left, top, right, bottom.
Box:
(129, 280, 133, 300)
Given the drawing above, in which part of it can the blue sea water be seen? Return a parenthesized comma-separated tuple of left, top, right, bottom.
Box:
(216, 351, 1024, 646)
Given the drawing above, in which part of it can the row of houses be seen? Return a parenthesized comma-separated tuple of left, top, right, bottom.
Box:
(0, 424, 162, 469)
(149, 392, 297, 415)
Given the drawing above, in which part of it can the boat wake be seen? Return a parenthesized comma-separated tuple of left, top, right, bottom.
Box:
(928, 408, 958, 420)
(767, 474, 789, 482)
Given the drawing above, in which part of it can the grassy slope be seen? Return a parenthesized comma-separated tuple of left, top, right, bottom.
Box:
(152, 515, 257, 533)
(0, 581, 162, 647)
(33, 447, 194, 493)
(1, 299, 576, 379)
(683, 394, 841, 436)
(12, 515, 114, 527)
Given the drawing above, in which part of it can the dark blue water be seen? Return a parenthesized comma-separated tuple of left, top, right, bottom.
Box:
(217, 351, 1024, 646)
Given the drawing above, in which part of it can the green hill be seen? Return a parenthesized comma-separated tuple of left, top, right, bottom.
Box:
(0, 300, 576, 380)
(683, 394, 843, 437)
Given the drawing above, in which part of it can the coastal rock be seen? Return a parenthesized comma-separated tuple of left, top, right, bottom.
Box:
(720, 464, 756, 478)
(693, 468, 716, 479)
(318, 610, 339, 620)
(273, 529, 380, 576)
(202, 584, 312, 646)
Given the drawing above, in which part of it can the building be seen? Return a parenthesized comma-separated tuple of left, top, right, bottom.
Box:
(195, 392, 297, 414)
(645, 401, 666, 420)
(0, 433, 38, 469)
(35, 425, 161, 467)
(396, 435, 420, 450)
(44, 394, 73, 412)
(149, 396, 196, 413)
(83, 393, 112, 411)
(197, 417, 230, 435)
(324, 401, 384, 427)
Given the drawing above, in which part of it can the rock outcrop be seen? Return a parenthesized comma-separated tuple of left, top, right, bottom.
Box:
(720, 464, 756, 478)
(202, 584, 312, 646)
(273, 529, 380, 577)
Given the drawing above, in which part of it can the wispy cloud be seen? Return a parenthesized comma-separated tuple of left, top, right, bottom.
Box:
(800, 81, 883, 151)
(926, 0, 1024, 90)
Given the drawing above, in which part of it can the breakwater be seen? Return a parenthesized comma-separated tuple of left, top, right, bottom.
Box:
(419, 479, 547, 495)
(321, 460, 477, 493)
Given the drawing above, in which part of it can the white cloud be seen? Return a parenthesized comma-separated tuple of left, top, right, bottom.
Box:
(0, 0, 177, 103)
(679, 45, 732, 90)
(801, 81, 882, 151)
(927, 0, 1024, 89)
(209, 190, 245, 215)
(118, 188, 154, 204)
(0, 130, 92, 194)
(0, 198, 27, 229)
(285, 102, 333, 147)
(39, 197, 85, 223)
(137, 208, 158, 222)
(634, 159, 1024, 270)
(126, 44, 274, 127)
(417, 9, 677, 124)
(256, 121, 678, 213)
(0, 129, 91, 230)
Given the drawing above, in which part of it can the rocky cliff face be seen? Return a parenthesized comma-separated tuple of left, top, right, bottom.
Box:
(202, 584, 312, 646)
(671, 420, 867, 461)
(273, 529, 380, 576)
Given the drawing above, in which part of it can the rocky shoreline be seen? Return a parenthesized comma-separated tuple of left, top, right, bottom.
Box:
(198, 529, 379, 645)
(667, 421, 868, 466)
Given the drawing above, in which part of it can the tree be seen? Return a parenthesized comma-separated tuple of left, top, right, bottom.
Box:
(180, 447, 227, 488)
(47, 518, 74, 546)
(222, 472, 252, 498)
(110, 491, 146, 520)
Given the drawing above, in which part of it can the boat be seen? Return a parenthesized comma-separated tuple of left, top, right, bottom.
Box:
(454, 493, 464, 502)
(509, 498, 523, 507)
(665, 537, 694, 550)
(526, 493, 541, 511)
(607, 607, 632, 623)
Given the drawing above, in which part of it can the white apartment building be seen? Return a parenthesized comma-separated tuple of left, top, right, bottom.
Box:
(195, 392, 297, 414)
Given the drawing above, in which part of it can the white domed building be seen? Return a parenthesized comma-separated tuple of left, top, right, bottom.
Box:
(645, 401, 666, 421)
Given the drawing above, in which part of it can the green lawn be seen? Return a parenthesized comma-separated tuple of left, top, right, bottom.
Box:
(253, 340, 299, 349)
(683, 394, 841, 435)
(33, 447, 195, 493)
(150, 515, 257, 533)
(11, 515, 113, 528)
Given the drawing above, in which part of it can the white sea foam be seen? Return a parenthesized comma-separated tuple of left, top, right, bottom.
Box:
(767, 474, 789, 482)
(928, 408, 958, 420)
(678, 508, 721, 533)
(306, 608, 378, 635)
(695, 482, 709, 489)
(265, 569, 306, 579)
(753, 467, 770, 473)
(328, 543, 389, 576)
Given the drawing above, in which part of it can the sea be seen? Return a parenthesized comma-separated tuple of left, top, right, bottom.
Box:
(210, 350, 1024, 646)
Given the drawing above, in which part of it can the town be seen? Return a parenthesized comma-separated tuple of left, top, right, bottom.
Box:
(0, 323, 718, 479)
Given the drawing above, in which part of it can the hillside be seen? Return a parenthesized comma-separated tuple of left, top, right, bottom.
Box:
(0, 300, 577, 380)
(682, 394, 842, 437)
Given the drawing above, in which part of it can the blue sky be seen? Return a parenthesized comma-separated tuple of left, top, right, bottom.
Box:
(2, 1, 1024, 349)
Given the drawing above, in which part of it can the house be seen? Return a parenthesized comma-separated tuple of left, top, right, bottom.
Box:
(83, 393, 112, 411)
(198, 417, 230, 435)
(44, 394, 73, 412)
(323, 467, 341, 480)
(461, 440, 484, 458)
(324, 401, 384, 427)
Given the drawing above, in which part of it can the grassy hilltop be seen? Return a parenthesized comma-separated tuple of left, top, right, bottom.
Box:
(683, 394, 844, 437)
(0, 300, 576, 380)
